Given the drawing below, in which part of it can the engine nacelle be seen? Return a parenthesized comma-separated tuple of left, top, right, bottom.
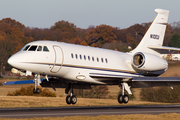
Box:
(132, 52, 168, 73)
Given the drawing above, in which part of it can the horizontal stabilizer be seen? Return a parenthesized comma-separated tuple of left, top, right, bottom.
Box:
(148, 46, 180, 53)
(4, 79, 45, 85)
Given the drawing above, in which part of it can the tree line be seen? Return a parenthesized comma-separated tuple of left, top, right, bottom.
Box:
(1, 18, 180, 71)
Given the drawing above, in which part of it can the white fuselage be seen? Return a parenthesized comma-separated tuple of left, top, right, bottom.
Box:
(8, 41, 141, 84)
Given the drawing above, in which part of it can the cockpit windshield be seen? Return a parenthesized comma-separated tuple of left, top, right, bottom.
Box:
(22, 45, 49, 52)
(28, 46, 38, 51)
(43, 46, 49, 52)
(23, 45, 30, 51)
(37, 46, 42, 51)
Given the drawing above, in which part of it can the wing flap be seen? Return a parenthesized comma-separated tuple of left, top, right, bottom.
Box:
(90, 73, 180, 87)
(132, 77, 180, 82)
(131, 77, 180, 88)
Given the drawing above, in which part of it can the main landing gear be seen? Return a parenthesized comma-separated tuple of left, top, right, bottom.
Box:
(118, 82, 132, 104)
(65, 83, 77, 105)
(118, 94, 129, 104)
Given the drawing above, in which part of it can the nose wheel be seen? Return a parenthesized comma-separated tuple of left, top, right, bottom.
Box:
(33, 88, 41, 94)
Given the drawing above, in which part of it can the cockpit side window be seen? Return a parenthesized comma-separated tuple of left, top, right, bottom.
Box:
(28, 45, 38, 51)
(23, 45, 30, 51)
(43, 46, 49, 52)
(37, 46, 42, 51)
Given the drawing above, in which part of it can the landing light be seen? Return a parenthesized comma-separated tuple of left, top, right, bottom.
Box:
(76, 75, 86, 80)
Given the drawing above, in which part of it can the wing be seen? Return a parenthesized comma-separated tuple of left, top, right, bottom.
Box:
(89, 73, 133, 84)
(89, 73, 133, 79)
(132, 77, 180, 82)
(131, 77, 180, 88)
(89, 73, 180, 88)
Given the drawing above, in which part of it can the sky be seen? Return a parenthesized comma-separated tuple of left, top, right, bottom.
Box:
(0, 0, 180, 29)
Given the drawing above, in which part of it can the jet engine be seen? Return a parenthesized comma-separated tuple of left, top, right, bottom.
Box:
(132, 52, 168, 73)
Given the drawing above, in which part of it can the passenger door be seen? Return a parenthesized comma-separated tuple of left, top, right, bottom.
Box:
(50, 45, 64, 73)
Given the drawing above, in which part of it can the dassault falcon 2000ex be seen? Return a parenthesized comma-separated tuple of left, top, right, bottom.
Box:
(5, 9, 180, 105)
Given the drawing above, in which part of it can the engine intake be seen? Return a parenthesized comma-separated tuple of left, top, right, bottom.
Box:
(133, 52, 145, 68)
(132, 52, 168, 73)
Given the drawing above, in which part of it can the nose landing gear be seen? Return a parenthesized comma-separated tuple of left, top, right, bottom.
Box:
(118, 94, 129, 104)
(33, 88, 41, 94)
(33, 73, 41, 94)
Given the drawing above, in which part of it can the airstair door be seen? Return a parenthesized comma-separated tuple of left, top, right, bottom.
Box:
(50, 46, 63, 73)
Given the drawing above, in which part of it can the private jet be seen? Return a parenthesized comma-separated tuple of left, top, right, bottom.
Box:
(5, 9, 180, 105)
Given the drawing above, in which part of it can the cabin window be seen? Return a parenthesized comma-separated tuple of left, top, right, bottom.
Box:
(28, 45, 37, 51)
(101, 58, 104, 63)
(97, 57, 99, 62)
(80, 55, 82, 59)
(75, 54, 78, 59)
(84, 55, 86, 60)
(23, 45, 30, 51)
(105, 58, 108, 63)
(43, 46, 49, 52)
(71, 53, 74, 58)
(92, 57, 94, 61)
(88, 56, 90, 61)
(37, 46, 42, 51)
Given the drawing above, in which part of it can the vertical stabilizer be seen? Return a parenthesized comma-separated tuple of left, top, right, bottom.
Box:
(131, 9, 169, 56)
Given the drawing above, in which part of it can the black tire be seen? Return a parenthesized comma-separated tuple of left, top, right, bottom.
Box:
(66, 95, 71, 104)
(36, 88, 41, 94)
(33, 88, 36, 94)
(123, 95, 129, 104)
(71, 95, 77, 104)
(118, 95, 123, 104)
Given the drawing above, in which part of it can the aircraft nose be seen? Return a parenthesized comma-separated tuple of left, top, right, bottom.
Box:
(8, 55, 16, 67)
(8, 52, 32, 70)
(8, 53, 21, 68)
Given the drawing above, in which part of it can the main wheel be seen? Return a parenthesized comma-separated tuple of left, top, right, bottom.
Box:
(71, 95, 77, 104)
(118, 95, 123, 104)
(123, 95, 129, 104)
(66, 95, 71, 104)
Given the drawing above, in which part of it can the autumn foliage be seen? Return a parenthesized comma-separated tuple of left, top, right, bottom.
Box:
(85, 25, 117, 46)
(74, 85, 110, 99)
(0, 18, 180, 71)
(7, 86, 56, 97)
(141, 86, 180, 103)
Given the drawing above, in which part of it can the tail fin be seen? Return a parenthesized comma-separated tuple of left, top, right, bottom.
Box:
(131, 9, 169, 56)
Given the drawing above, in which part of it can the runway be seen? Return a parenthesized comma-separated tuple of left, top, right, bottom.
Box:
(1, 105, 180, 118)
